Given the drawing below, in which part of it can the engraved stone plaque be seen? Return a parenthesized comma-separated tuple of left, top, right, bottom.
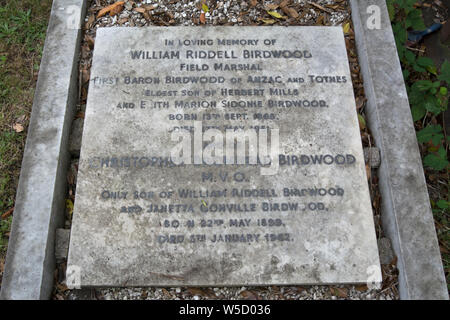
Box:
(67, 27, 381, 287)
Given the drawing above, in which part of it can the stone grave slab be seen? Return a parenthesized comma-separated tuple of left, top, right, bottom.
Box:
(67, 26, 381, 287)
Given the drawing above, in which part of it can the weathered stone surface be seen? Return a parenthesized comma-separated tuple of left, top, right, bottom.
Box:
(350, 0, 448, 299)
(69, 118, 84, 157)
(68, 27, 381, 287)
(55, 228, 71, 263)
(377, 237, 394, 265)
(364, 147, 381, 168)
(0, 0, 85, 300)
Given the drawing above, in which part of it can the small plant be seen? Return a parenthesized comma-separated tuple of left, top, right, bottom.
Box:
(387, 0, 449, 172)
(0, 5, 47, 52)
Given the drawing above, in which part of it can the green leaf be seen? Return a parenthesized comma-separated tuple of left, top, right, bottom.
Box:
(405, 50, 416, 64)
(405, 0, 418, 10)
(414, 80, 434, 91)
(416, 57, 434, 68)
(393, 23, 407, 43)
(440, 86, 448, 95)
(358, 114, 366, 130)
(417, 125, 443, 145)
(413, 64, 426, 73)
(403, 69, 410, 80)
(408, 85, 422, 103)
(411, 104, 426, 121)
(423, 148, 449, 171)
(438, 61, 450, 84)
(406, 9, 426, 30)
(397, 43, 406, 61)
(393, 23, 407, 60)
(436, 200, 449, 209)
(423, 95, 442, 114)
(427, 65, 438, 75)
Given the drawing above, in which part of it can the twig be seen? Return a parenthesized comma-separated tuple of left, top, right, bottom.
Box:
(308, 2, 332, 14)
(406, 46, 425, 53)
(1, 207, 14, 220)
(379, 281, 399, 294)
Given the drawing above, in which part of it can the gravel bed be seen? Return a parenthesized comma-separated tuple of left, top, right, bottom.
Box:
(66, 283, 396, 300)
(54, 0, 400, 300)
(88, 0, 350, 27)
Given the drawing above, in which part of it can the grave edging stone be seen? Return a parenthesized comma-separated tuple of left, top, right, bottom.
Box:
(350, 0, 448, 300)
(0, 0, 86, 300)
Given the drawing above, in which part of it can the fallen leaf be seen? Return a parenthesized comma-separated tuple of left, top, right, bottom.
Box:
(282, 7, 299, 18)
(355, 284, 368, 292)
(316, 15, 325, 25)
(97, 1, 125, 18)
(161, 288, 170, 296)
(16, 114, 27, 123)
(355, 96, 365, 110)
(85, 15, 95, 29)
(358, 113, 366, 130)
(57, 283, 69, 292)
(200, 12, 206, 24)
(343, 22, 351, 34)
(81, 44, 90, 59)
(67, 170, 75, 186)
(187, 288, 205, 296)
(13, 123, 24, 133)
(142, 5, 155, 11)
(261, 18, 276, 24)
(85, 35, 95, 49)
(202, 3, 209, 12)
(250, 0, 258, 7)
(133, 7, 146, 13)
(203, 288, 217, 298)
(366, 163, 371, 180)
(331, 287, 348, 298)
(109, 4, 124, 16)
(118, 17, 129, 25)
(142, 10, 151, 21)
(82, 69, 90, 84)
(240, 290, 258, 300)
(267, 10, 283, 19)
(66, 199, 74, 216)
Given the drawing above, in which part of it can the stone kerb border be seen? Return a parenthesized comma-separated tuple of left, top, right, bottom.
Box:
(0, 0, 86, 300)
(350, 0, 448, 300)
